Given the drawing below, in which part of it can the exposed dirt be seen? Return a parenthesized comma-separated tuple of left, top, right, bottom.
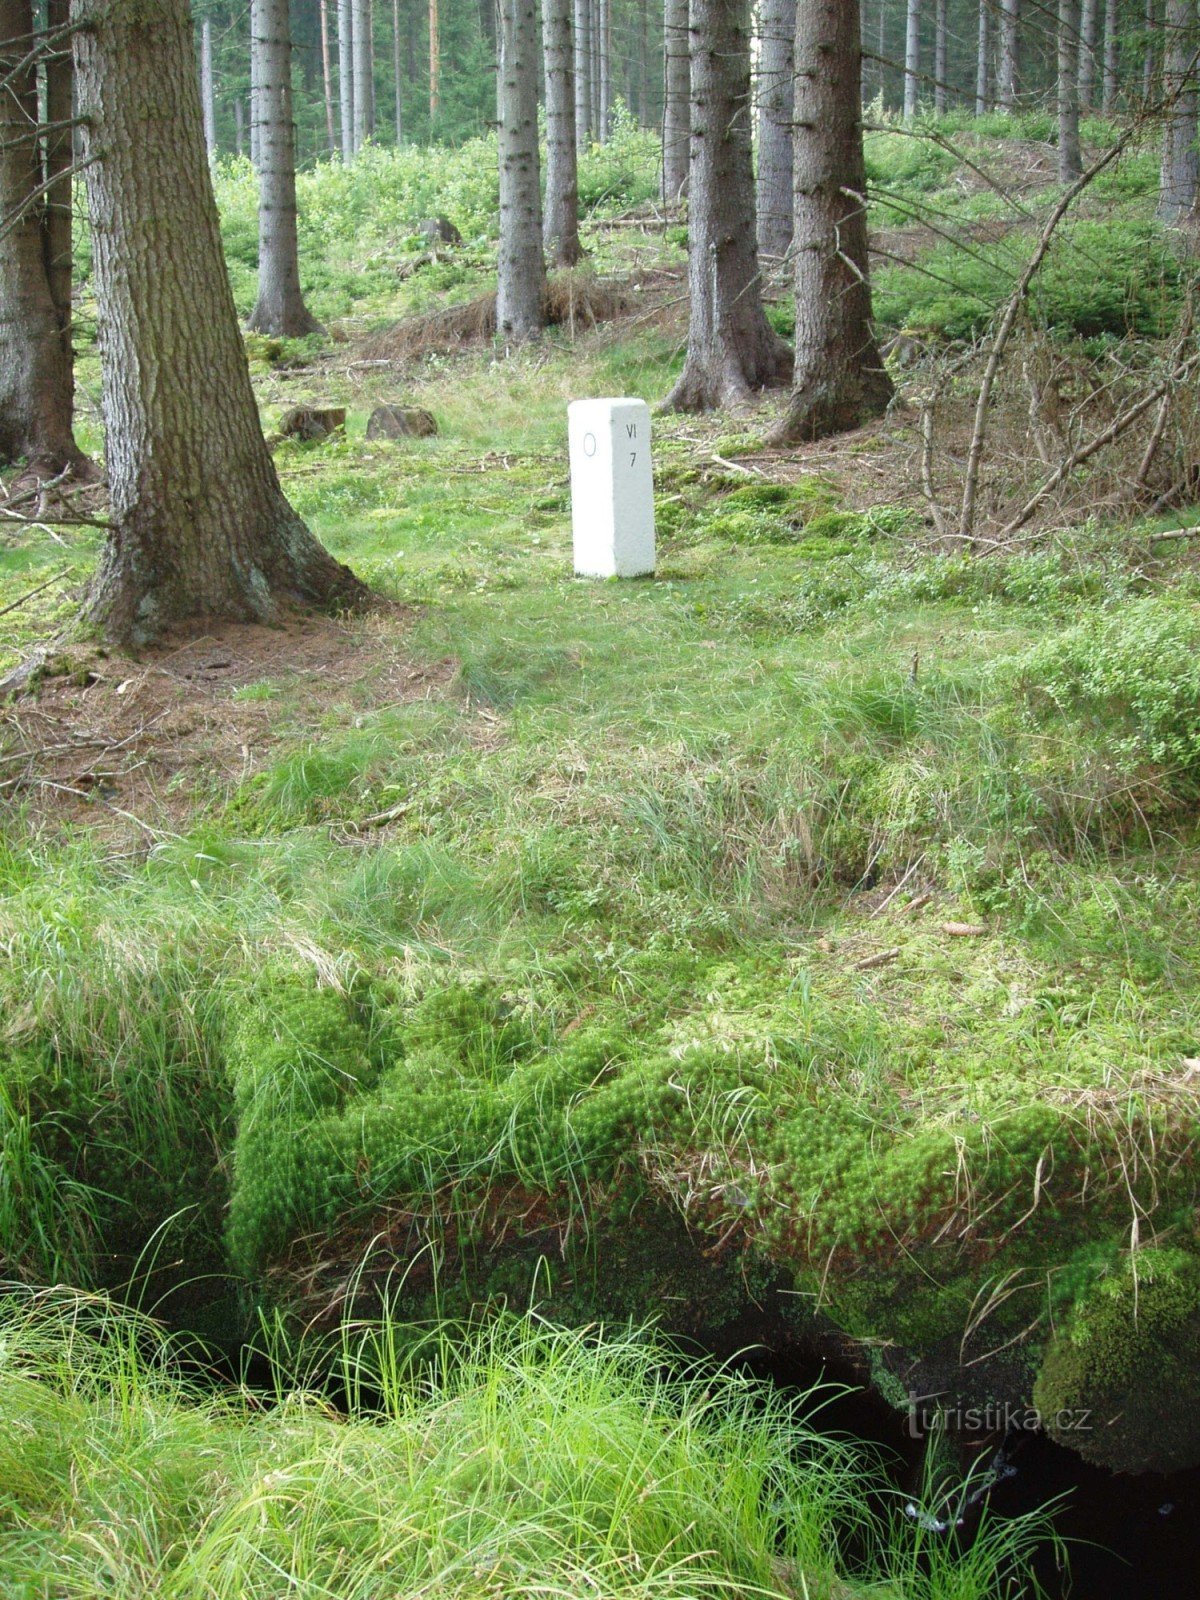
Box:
(0, 609, 455, 840)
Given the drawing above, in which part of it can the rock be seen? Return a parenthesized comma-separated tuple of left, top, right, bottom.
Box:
(365, 405, 438, 441)
(418, 216, 462, 247)
(276, 406, 346, 442)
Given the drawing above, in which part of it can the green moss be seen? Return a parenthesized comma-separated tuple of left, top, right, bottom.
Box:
(1034, 1248, 1200, 1473)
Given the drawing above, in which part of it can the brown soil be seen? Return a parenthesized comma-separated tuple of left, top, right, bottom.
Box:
(0, 610, 455, 839)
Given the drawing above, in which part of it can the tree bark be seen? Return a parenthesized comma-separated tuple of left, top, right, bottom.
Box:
(975, 0, 990, 113)
(1158, 0, 1197, 221)
(1101, 0, 1118, 113)
(248, 0, 321, 336)
(543, 0, 582, 263)
(662, 0, 790, 412)
(998, 0, 1020, 109)
(1079, 0, 1098, 108)
(338, 0, 354, 157)
(0, 0, 87, 475)
(392, 0, 403, 141)
(934, 0, 947, 113)
(71, 0, 366, 644)
(200, 15, 217, 158)
(496, 0, 545, 337)
(756, 0, 795, 262)
(903, 0, 920, 120)
(319, 0, 337, 152)
(44, 0, 73, 341)
(661, 0, 688, 199)
(597, 0, 610, 140)
(353, 0, 373, 144)
(1058, 0, 1083, 182)
(772, 0, 892, 443)
(573, 0, 591, 142)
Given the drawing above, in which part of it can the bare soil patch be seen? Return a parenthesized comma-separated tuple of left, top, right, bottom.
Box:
(0, 610, 454, 839)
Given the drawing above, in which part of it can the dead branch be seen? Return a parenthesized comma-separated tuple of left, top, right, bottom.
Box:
(0, 566, 73, 620)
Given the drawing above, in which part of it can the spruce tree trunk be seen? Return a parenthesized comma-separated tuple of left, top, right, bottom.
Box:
(429, 0, 440, 121)
(236, 96, 245, 156)
(44, 0, 74, 341)
(934, 0, 947, 113)
(574, 0, 591, 142)
(1058, 0, 1082, 182)
(201, 16, 217, 158)
(772, 0, 892, 443)
(903, 0, 920, 120)
(1158, 0, 1197, 220)
(661, 0, 688, 200)
(319, 0, 337, 152)
(998, 0, 1020, 109)
(496, 0, 545, 337)
(71, 0, 366, 644)
(755, 0, 795, 262)
(0, 0, 87, 475)
(976, 0, 990, 113)
(662, 0, 790, 412)
(543, 0, 582, 263)
(1079, 0, 1098, 108)
(1101, 0, 1118, 113)
(248, 0, 321, 335)
(1144, 0, 1156, 100)
(338, 0, 355, 157)
(353, 0, 373, 144)
(392, 0, 403, 141)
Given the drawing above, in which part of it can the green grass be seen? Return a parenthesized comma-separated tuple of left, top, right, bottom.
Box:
(5, 113, 1200, 1500)
(0, 1288, 1059, 1600)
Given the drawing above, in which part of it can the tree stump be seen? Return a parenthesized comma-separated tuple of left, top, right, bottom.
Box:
(365, 405, 438, 440)
(276, 406, 347, 441)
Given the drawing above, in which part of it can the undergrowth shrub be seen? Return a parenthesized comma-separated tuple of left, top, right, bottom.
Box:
(1014, 598, 1200, 802)
(875, 219, 1181, 339)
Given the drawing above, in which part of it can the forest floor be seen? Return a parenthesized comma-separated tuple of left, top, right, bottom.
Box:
(2, 113, 1200, 1596)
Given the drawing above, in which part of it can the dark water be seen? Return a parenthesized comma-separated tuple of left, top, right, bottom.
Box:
(738, 1344, 1200, 1599)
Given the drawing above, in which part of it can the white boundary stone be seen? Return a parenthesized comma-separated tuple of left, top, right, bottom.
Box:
(568, 398, 656, 578)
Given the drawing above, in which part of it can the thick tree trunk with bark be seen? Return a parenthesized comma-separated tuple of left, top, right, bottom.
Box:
(998, 0, 1020, 109)
(755, 0, 795, 262)
(201, 16, 216, 158)
(248, 0, 321, 336)
(772, 0, 892, 443)
(661, 0, 688, 199)
(543, 0, 582, 263)
(496, 0, 545, 337)
(975, 0, 990, 113)
(1158, 0, 1198, 220)
(353, 0, 373, 145)
(1101, 0, 1118, 112)
(1058, 0, 1083, 183)
(338, 0, 354, 157)
(662, 0, 789, 412)
(71, 0, 366, 644)
(1079, 0, 1098, 108)
(903, 0, 920, 119)
(0, 0, 87, 475)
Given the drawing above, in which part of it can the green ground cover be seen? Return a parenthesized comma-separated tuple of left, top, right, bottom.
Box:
(3, 115, 1200, 1533)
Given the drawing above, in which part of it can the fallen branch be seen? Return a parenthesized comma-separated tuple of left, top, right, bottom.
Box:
(0, 565, 73, 620)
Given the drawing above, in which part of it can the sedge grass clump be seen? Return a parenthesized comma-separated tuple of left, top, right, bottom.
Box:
(0, 1288, 1060, 1600)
